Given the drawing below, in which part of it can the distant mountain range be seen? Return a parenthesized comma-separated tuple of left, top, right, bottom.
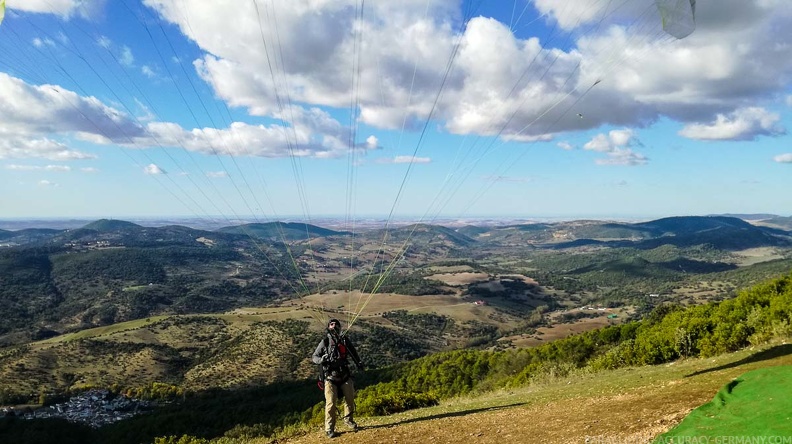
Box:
(1, 215, 790, 251)
(1, 214, 791, 347)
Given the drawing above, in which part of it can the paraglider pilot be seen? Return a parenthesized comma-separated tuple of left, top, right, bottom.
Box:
(312, 318, 365, 438)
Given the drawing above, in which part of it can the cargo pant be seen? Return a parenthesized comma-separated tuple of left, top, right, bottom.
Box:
(324, 378, 355, 433)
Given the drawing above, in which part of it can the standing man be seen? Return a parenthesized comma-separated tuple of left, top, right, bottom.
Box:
(312, 318, 365, 438)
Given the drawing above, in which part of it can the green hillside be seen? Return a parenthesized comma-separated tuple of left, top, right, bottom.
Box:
(216, 222, 348, 241)
(368, 224, 477, 248)
(82, 219, 143, 232)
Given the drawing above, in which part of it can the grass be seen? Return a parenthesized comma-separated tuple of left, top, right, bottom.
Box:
(36, 316, 170, 344)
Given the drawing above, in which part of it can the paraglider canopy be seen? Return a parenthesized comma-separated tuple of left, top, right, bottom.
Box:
(655, 0, 697, 39)
(0, 0, 6, 27)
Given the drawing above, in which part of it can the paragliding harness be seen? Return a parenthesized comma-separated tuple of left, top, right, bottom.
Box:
(317, 333, 351, 391)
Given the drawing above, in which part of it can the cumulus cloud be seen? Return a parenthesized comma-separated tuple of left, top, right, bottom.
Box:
(144, 164, 166, 175)
(679, 107, 785, 140)
(0, 73, 145, 143)
(140, 107, 380, 159)
(584, 129, 646, 165)
(140, 0, 792, 142)
(38, 180, 58, 187)
(0, 137, 96, 161)
(10, 0, 792, 167)
(0, 73, 376, 161)
(774, 153, 792, 163)
(584, 129, 637, 152)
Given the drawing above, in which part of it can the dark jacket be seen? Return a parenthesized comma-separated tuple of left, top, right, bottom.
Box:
(312, 332, 364, 383)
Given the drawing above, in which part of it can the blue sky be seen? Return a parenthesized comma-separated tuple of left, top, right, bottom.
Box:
(1, 0, 791, 224)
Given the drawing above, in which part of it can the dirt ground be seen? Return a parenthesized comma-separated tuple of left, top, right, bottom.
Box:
(277, 387, 702, 444)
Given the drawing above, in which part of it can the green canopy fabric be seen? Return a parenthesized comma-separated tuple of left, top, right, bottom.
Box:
(657, 365, 792, 441)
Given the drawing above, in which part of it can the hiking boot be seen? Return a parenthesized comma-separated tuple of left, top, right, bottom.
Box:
(326, 430, 338, 438)
(344, 419, 359, 431)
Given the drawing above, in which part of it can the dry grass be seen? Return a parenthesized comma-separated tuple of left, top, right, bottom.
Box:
(424, 272, 490, 286)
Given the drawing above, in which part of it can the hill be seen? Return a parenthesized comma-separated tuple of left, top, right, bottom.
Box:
(216, 222, 349, 241)
(367, 223, 476, 248)
(81, 219, 143, 232)
(754, 215, 792, 231)
(460, 216, 791, 250)
(0, 228, 63, 245)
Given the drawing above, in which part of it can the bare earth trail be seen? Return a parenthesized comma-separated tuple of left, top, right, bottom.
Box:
(267, 343, 792, 444)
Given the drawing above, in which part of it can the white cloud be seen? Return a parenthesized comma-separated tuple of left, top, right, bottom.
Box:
(584, 129, 647, 165)
(97, 36, 112, 49)
(141, 107, 380, 159)
(119, 46, 135, 67)
(32, 38, 55, 48)
(141, 65, 156, 78)
(786, 95, 792, 107)
(774, 153, 792, 163)
(0, 137, 96, 161)
(679, 107, 785, 140)
(583, 129, 637, 152)
(206, 171, 228, 178)
(595, 148, 648, 166)
(38, 180, 58, 187)
(140, 0, 792, 142)
(0, 72, 378, 162)
(557, 141, 574, 150)
(0, 73, 145, 144)
(378, 156, 432, 164)
(5, 164, 71, 171)
(144, 164, 166, 175)
(81, 167, 99, 173)
(8, 0, 107, 19)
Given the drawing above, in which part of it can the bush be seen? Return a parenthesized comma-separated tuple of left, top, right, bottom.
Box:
(357, 391, 439, 416)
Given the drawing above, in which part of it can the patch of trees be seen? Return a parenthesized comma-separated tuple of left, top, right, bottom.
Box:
(556, 311, 602, 324)
(382, 310, 449, 336)
(325, 272, 453, 295)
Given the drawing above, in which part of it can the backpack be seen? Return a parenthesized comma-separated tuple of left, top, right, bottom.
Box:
(317, 335, 349, 390)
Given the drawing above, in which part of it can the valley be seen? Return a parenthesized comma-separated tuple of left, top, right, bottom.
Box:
(1, 215, 791, 406)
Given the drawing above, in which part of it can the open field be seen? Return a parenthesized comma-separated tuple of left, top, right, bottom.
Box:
(424, 272, 490, 286)
(502, 313, 620, 348)
(732, 247, 786, 266)
(36, 316, 171, 344)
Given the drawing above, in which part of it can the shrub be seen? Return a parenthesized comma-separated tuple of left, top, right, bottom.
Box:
(357, 391, 439, 416)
